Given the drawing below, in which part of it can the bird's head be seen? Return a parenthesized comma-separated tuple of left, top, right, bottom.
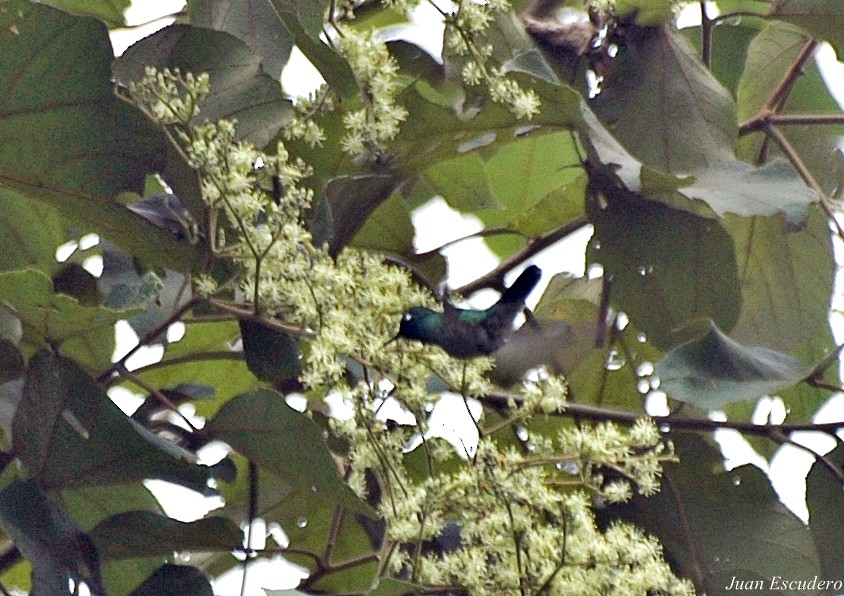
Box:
(397, 307, 438, 341)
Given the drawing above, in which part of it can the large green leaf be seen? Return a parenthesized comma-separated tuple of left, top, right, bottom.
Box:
(588, 193, 741, 349)
(605, 433, 821, 594)
(113, 24, 293, 150)
(656, 322, 810, 410)
(593, 25, 737, 173)
(771, 0, 844, 55)
(90, 511, 242, 559)
(672, 158, 817, 223)
(207, 389, 374, 515)
(12, 351, 211, 491)
(0, 1, 198, 270)
(0, 269, 135, 371)
(725, 205, 833, 352)
(736, 21, 844, 192)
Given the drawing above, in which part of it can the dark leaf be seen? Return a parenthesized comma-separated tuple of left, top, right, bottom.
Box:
(189, 0, 294, 80)
(604, 433, 821, 594)
(113, 24, 293, 149)
(588, 191, 741, 348)
(207, 389, 375, 515)
(91, 511, 242, 559)
(238, 319, 301, 382)
(0, 480, 105, 595)
(806, 443, 844, 579)
(132, 564, 213, 596)
(593, 25, 736, 173)
(656, 322, 810, 410)
(320, 174, 399, 256)
(12, 351, 211, 491)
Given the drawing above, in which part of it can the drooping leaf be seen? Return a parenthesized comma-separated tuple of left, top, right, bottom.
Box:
(12, 350, 211, 491)
(656, 322, 810, 410)
(319, 174, 400, 256)
(672, 158, 817, 224)
(207, 388, 375, 515)
(0, 269, 137, 371)
(59, 484, 166, 595)
(0, 480, 105, 596)
(113, 24, 293, 150)
(132, 564, 214, 596)
(604, 433, 822, 594)
(0, 1, 198, 269)
(593, 25, 737, 173)
(90, 511, 242, 559)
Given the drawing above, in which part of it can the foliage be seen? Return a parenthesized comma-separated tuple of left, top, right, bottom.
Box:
(0, 0, 842, 594)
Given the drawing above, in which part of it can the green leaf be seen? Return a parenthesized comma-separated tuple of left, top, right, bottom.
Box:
(0, 197, 66, 275)
(12, 351, 211, 491)
(588, 194, 741, 348)
(0, 479, 105, 595)
(207, 388, 375, 515)
(593, 25, 737, 173)
(320, 174, 400, 256)
(725, 205, 834, 352)
(683, 20, 763, 97)
(266, 487, 380, 591)
(238, 319, 300, 382)
(189, 0, 294, 80)
(806, 444, 844, 579)
(0, 2, 199, 269)
(772, 0, 844, 55)
(423, 152, 500, 212)
(0, 269, 136, 371)
(605, 433, 822, 594)
(113, 24, 293, 150)
(671, 158, 817, 223)
(656, 322, 810, 410)
(90, 511, 242, 559)
(36, 0, 130, 26)
(132, 564, 213, 596)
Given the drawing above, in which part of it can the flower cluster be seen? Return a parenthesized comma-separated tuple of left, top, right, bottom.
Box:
(128, 67, 209, 125)
(335, 27, 409, 156)
(443, 0, 541, 119)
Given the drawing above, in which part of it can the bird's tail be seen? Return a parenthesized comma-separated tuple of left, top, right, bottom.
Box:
(499, 265, 541, 305)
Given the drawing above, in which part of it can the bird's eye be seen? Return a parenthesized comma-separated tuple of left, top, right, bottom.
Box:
(402, 313, 412, 321)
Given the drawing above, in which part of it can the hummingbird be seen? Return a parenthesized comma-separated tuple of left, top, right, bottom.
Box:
(396, 265, 542, 358)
